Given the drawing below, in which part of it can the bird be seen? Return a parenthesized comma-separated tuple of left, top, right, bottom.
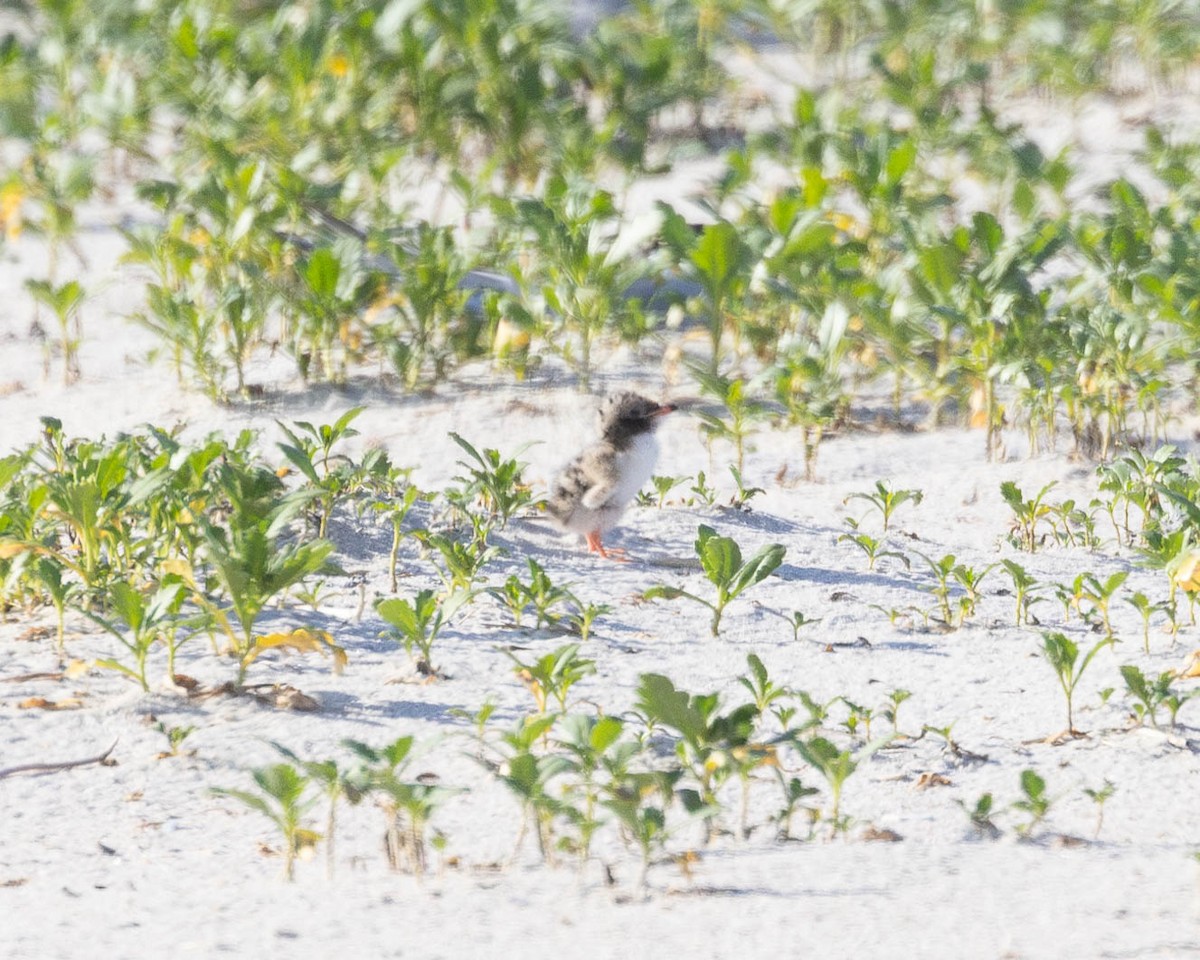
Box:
(546, 391, 677, 559)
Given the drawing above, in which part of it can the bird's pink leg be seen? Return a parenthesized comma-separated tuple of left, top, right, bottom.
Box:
(586, 530, 628, 562)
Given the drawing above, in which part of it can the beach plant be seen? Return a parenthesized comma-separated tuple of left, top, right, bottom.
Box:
(553, 713, 638, 866)
(687, 471, 718, 507)
(737, 654, 789, 715)
(633, 673, 764, 840)
(271, 743, 356, 880)
(448, 433, 536, 530)
(1124, 591, 1164, 654)
(1040, 631, 1114, 735)
(603, 767, 684, 891)
(959, 792, 1002, 840)
(728, 466, 765, 510)
(84, 578, 187, 691)
(1078, 570, 1129, 638)
(642, 474, 690, 508)
(839, 520, 908, 572)
(773, 772, 821, 841)
(1012, 769, 1052, 839)
(950, 561, 996, 623)
(1120, 665, 1191, 729)
(506, 643, 596, 714)
(690, 367, 771, 474)
(376, 588, 471, 678)
(417, 530, 501, 591)
(213, 764, 320, 881)
(1083, 781, 1116, 840)
(918, 552, 957, 625)
(275, 407, 366, 539)
(793, 734, 891, 838)
(882, 689, 913, 735)
(644, 525, 786, 636)
(155, 721, 196, 759)
(373, 477, 428, 594)
(25, 278, 84, 384)
(1000, 559, 1043, 626)
(342, 736, 454, 876)
(845, 481, 923, 532)
(565, 600, 609, 643)
(1001, 481, 1055, 552)
(491, 713, 569, 865)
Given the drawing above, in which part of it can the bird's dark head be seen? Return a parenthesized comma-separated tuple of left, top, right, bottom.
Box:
(598, 391, 676, 446)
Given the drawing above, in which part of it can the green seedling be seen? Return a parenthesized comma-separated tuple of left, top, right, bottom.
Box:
(838, 520, 909, 571)
(489, 558, 577, 630)
(1080, 570, 1129, 638)
(641, 474, 690, 508)
(690, 367, 771, 475)
(1040, 631, 1114, 736)
(839, 698, 876, 740)
(774, 773, 821, 841)
(793, 734, 892, 838)
(1000, 559, 1043, 626)
(882, 688, 913, 735)
(26, 278, 84, 384)
(554, 714, 639, 866)
(950, 561, 995, 622)
(1012, 769, 1052, 839)
(783, 609, 822, 641)
(449, 432, 536, 529)
(343, 736, 455, 876)
(272, 743, 356, 880)
(491, 713, 569, 866)
(506, 643, 596, 713)
(373, 480, 428, 594)
(958, 793, 1001, 840)
(738, 653, 789, 714)
(644, 525, 786, 636)
(276, 407, 366, 539)
(213, 764, 320, 880)
(84, 579, 187, 691)
(728, 465, 764, 510)
(844, 481, 923, 532)
(377, 588, 471, 678)
(417, 530, 501, 591)
(688, 471, 718, 507)
(603, 768, 683, 891)
(918, 552, 957, 625)
(1120, 664, 1191, 728)
(1001, 480, 1055, 552)
(155, 721, 195, 758)
(565, 600, 610, 643)
(634, 673, 766, 840)
(1083, 781, 1115, 840)
(29, 555, 80, 656)
(1125, 592, 1167, 654)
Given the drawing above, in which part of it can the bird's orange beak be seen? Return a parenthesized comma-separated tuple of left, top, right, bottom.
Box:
(652, 403, 677, 417)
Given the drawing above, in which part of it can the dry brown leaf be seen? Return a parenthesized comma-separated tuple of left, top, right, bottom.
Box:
(15, 625, 52, 643)
(915, 772, 952, 789)
(862, 826, 904, 842)
(18, 696, 84, 710)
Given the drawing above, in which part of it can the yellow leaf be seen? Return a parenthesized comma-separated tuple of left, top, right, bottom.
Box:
(0, 541, 29, 559)
(160, 558, 195, 584)
(243, 628, 347, 674)
(1172, 550, 1200, 592)
(64, 659, 91, 679)
(1174, 650, 1200, 679)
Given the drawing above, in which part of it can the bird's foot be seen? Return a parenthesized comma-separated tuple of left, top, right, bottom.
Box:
(586, 531, 629, 562)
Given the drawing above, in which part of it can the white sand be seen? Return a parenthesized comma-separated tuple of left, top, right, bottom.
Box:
(3, 93, 1200, 959)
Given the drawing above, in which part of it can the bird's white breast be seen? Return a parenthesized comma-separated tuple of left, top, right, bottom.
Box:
(610, 433, 659, 506)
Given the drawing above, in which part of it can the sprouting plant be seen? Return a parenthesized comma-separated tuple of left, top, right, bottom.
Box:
(271, 743, 354, 880)
(28, 555, 80, 656)
(844, 481, 923, 533)
(449, 432, 536, 529)
(738, 653, 789, 714)
(1083, 781, 1115, 840)
(565, 600, 610, 643)
(839, 698, 876, 740)
(728, 465, 764, 510)
(957, 793, 1001, 840)
(1125, 591, 1163, 654)
(643, 474, 690, 508)
(1040, 631, 1114, 736)
(373, 480, 428, 594)
(1120, 665, 1191, 728)
(489, 558, 577, 630)
(84, 579, 187, 691)
(688, 471, 718, 507)
(1012, 769, 1051, 839)
(155, 720, 195, 758)
(882, 689, 912, 735)
(918, 552, 957, 625)
(691, 367, 771, 474)
(553, 714, 638, 866)
(792, 734, 891, 838)
(506, 643, 596, 713)
(950, 561, 996, 623)
(773, 773, 820, 841)
(25, 278, 84, 384)
(276, 407, 366, 539)
(376, 588, 471, 678)
(417, 531, 501, 591)
(1001, 480, 1055, 552)
(343, 736, 455, 876)
(1079, 570, 1129, 638)
(603, 768, 683, 891)
(213, 764, 321, 880)
(491, 713, 568, 865)
(782, 609, 822, 642)
(838, 520, 909, 572)
(644, 525, 786, 636)
(1000, 559, 1042, 626)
